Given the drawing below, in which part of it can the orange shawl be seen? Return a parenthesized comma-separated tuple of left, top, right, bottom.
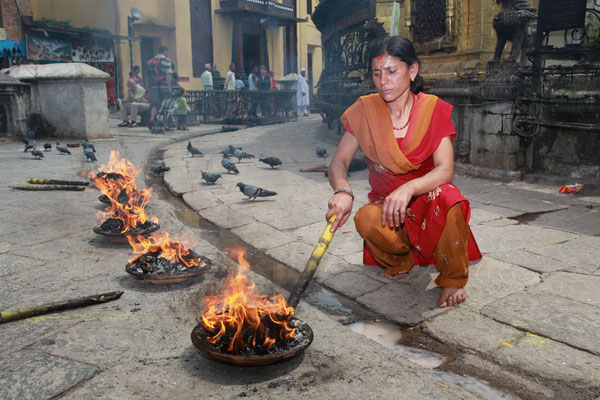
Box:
(340, 92, 443, 175)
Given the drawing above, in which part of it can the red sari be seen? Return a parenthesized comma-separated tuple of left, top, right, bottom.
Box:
(340, 92, 482, 266)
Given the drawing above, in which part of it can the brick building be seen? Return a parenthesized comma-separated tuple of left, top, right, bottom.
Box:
(0, 0, 32, 40)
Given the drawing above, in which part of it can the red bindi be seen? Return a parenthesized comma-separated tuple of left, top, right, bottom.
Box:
(377, 56, 382, 60)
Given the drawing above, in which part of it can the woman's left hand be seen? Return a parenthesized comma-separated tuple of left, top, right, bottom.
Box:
(382, 183, 415, 228)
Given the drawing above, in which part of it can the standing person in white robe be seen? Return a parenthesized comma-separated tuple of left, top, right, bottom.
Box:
(297, 68, 310, 117)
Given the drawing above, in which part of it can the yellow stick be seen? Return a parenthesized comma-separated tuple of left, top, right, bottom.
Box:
(287, 215, 337, 308)
(10, 185, 86, 191)
(27, 178, 89, 186)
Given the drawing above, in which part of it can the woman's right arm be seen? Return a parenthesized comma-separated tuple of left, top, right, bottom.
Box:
(326, 131, 360, 232)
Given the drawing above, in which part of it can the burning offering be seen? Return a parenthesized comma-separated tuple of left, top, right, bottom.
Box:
(91, 151, 159, 242)
(191, 248, 313, 366)
(125, 232, 211, 284)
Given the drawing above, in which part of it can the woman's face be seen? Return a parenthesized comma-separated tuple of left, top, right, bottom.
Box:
(371, 54, 417, 102)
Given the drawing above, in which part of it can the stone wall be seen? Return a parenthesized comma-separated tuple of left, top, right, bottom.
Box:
(0, 0, 32, 40)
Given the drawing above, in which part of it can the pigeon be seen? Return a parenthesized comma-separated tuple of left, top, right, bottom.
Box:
(56, 142, 71, 155)
(83, 147, 97, 162)
(221, 155, 239, 174)
(43, 143, 52, 151)
(187, 141, 203, 157)
(24, 138, 36, 152)
(220, 149, 231, 157)
(259, 157, 282, 169)
(19, 130, 36, 152)
(236, 182, 277, 201)
(31, 149, 44, 159)
(82, 139, 96, 152)
(233, 148, 255, 162)
(316, 146, 328, 158)
(201, 171, 222, 184)
(151, 165, 170, 174)
(227, 144, 242, 155)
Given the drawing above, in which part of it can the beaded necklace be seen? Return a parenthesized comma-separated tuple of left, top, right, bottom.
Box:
(393, 91, 416, 131)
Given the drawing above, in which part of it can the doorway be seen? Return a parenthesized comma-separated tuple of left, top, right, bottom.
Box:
(140, 37, 157, 87)
(243, 33, 260, 76)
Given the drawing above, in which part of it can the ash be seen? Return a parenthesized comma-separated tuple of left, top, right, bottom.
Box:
(129, 252, 209, 275)
(204, 319, 311, 356)
(99, 190, 144, 205)
(96, 172, 124, 180)
(99, 218, 155, 234)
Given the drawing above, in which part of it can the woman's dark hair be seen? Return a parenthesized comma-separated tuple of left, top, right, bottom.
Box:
(368, 36, 424, 94)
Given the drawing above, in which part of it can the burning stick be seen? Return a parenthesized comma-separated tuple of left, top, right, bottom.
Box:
(9, 185, 86, 191)
(0, 291, 124, 324)
(27, 178, 90, 186)
(299, 163, 329, 172)
(287, 215, 337, 308)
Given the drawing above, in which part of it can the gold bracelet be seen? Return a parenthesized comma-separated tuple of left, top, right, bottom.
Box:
(334, 188, 354, 200)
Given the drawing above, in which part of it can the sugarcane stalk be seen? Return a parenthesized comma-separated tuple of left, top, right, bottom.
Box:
(10, 185, 86, 191)
(299, 163, 329, 172)
(287, 215, 337, 309)
(0, 291, 124, 324)
(27, 178, 90, 186)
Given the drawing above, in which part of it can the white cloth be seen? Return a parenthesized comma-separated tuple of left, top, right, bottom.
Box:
(297, 74, 309, 108)
(224, 70, 235, 90)
(201, 70, 213, 90)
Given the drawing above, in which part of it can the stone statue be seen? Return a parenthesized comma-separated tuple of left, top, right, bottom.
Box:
(492, 0, 537, 63)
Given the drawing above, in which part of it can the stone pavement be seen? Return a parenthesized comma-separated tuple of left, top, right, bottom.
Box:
(0, 123, 482, 400)
(160, 117, 600, 399)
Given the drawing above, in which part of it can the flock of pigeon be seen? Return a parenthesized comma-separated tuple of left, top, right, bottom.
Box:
(20, 130, 98, 162)
(151, 141, 327, 202)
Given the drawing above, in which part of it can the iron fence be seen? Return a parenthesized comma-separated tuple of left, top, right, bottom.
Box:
(186, 89, 297, 124)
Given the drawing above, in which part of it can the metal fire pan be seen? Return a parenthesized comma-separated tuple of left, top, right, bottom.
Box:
(93, 223, 160, 243)
(191, 319, 313, 367)
(125, 257, 211, 285)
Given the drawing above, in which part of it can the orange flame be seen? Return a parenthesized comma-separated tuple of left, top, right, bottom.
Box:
(126, 231, 203, 268)
(92, 151, 157, 233)
(201, 247, 296, 354)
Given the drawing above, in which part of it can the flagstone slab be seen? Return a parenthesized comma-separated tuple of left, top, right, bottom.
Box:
(232, 222, 295, 251)
(198, 204, 254, 229)
(482, 292, 600, 355)
(356, 282, 443, 326)
(182, 190, 222, 211)
(487, 249, 566, 273)
(0, 349, 99, 400)
(527, 235, 600, 275)
(470, 224, 578, 254)
(466, 258, 540, 310)
(491, 333, 600, 384)
(321, 272, 385, 299)
(423, 308, 522, 353)
(530, 271, 600, 306)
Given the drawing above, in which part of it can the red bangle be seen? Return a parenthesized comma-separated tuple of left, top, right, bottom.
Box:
(334, 188, 354, 200)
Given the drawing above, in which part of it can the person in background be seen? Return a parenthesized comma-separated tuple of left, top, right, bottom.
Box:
(132, 65, 143, 87)
(235, 78, 245, 90)
(297, 67, 310, 117)
(257, 65, 272, 116)
(269, 70, 278, 90)
(148, 45, 174, 122)
(175, 88, 190, 130)
(118, 71, 150, 127)
(248, 66, 260, 117)
(224, 63, 236, 90)
(201, 63, 213, 90)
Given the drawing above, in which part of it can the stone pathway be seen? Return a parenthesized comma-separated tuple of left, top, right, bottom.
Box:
(161, 117, 600, 398)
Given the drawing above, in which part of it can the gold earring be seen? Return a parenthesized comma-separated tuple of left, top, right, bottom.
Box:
(411, 77, 415, 82)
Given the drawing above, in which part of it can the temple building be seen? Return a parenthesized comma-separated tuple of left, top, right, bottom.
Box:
(28, 0, 323, 95)
(312, 0, 599, 179)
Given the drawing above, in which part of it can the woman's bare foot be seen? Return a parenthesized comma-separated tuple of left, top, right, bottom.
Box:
(438, 287, 467, 307)
(381, 270, 407, 280)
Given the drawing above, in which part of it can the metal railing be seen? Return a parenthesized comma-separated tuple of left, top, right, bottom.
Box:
(186, 89, 298, 124)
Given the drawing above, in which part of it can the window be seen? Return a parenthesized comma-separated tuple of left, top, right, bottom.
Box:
(411, 0, 446, 43)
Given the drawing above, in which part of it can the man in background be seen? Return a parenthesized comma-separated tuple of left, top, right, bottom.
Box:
(224, 63, 236, 90)
(148, 45, 174, 121)
(297, 67, 310, 117)
(201, 63, 213, 90)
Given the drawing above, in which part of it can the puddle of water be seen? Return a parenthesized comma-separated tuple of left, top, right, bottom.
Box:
(431, 370, 519, 400)
(346, 320, 446, 369)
